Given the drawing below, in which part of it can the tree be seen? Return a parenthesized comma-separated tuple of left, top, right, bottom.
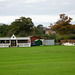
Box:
(32, 24, 45, 36)
(8, 17, 34, 36)
(37, 24, 44, 35)
(71, 25, 75, 34)
(50, 14, 74, 34)
(0, 24, 9, 37)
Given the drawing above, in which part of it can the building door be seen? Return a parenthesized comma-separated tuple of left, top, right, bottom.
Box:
(11, 40, 16, 47)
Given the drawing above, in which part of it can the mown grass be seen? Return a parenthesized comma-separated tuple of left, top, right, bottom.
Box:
(0, 45, 75, 75)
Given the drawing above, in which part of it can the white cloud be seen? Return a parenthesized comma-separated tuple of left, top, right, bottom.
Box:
(30, 15, 58, 23)
(0, 16, 19, 24)
(66, 10, 75, 15)
(0, 0, 75, 27)
(23, 0, 47, 3)
(62, 2, 70, 5)
(0, 15, 59, 25)
(0, 0, 7, 2)
(0, 14, 75, 27)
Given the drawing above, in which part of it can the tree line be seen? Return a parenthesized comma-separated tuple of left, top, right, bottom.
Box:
(0, 14, 75, 42)
(0, 17, 45, 37)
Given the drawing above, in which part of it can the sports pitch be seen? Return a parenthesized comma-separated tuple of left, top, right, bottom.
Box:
(0, 46, 75, 75)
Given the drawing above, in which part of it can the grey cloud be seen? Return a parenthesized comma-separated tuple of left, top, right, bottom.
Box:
(0, 0, 75, 16)
(0, 0, 75, 25)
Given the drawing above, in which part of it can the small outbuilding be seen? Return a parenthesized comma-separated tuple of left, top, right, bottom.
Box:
(35, 39, 42, 46)
(30, 36, 41, 46)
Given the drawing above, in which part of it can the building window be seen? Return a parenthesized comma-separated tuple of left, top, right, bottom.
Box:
(0, 40, 10, 43)
(18, 40, 28, 43)
(6, 40, 10, 43)
(0, 40, 5, 43)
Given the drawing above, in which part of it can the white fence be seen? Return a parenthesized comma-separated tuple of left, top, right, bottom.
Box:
(0, 43, 9, 47)
(0, 43, 31, 47)
(18, 43, 31, 47)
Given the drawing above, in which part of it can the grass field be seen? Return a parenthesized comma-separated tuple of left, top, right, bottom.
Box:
(0, 45, 75, 75)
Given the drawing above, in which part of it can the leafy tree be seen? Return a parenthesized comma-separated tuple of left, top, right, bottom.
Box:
(37, 24, 44, 35)
(31, 24, 45, 36)
(50, 14, 74, 34)
(69, 34, 75, 39)
(8, 17, 34, 36)
(71, 25, 75, 34)
(0, 24, 9, 37)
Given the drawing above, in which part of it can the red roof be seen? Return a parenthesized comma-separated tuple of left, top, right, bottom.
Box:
(30, 36, 41, 42)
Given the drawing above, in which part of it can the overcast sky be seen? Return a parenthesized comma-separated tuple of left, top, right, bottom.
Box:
(0, 0, 75, 27)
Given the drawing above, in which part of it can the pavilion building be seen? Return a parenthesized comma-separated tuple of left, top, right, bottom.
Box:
(0, 34, 31, 47)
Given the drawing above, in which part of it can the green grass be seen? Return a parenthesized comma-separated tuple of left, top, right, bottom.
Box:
(0, 45, 75, 75)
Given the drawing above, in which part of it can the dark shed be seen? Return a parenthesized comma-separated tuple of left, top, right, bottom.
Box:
(35, 39, 42, 46)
